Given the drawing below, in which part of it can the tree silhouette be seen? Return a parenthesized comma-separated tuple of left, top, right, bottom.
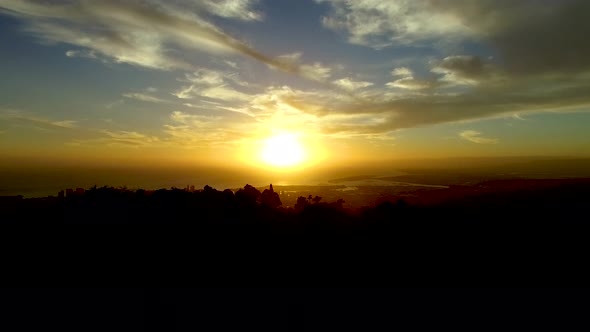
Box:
(235, 184, 261, 207)
(334, 198, 345, 209)
(260, 184, 282, 208)
(295, 196, 308, 211)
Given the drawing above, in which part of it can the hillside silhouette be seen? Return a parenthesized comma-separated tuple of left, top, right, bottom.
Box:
(2, 178, 590, 287)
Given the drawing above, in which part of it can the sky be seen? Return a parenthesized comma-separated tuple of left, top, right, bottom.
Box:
(1, 0, 589, 173)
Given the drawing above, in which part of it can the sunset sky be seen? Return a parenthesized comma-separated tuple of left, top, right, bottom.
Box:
(1, 0, 589, 173)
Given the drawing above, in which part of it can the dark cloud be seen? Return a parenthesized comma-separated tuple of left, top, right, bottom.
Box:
(315, 0, 590, 133)
(429, 0, 590, 76)
(431, 55, 496, 85)
(358, 81, 590, 132)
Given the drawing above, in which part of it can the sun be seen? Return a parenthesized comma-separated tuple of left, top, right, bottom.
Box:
(261, 133, 305, 168)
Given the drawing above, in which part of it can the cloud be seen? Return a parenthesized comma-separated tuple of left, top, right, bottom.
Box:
(311, 0, 590, 133)
(223, 60, 238, 69)
(0, 0, 289, 72)
(199, 85, 251, 101)
(459, 130, 498, 144)
(386, 58, 497, 90)
(1, 0, 350, 90)
(318, 113, 389, 136)
(435, 1, 590, 76)
(172, 68, 251, 101)
(386, 66, 437, 90)
(99, 130, 160, 146)
(247, 86, 348, 118)
(300, 63, 332, 81)
(317, 0, 471, 49)
(199, 0, 262, 21)
(65, 49, 97, 59)
(67, 114, 242, 149)
(105, 100, 125, 110)
(275, 52, 303, 64)
(0, 109, 77, 129)
(431, 55, 498, 86)
(172, 86, 196, 100)
(235, 86, 404, 137)
(163, 110, 251, 147)
(170, 111, 196, 124)
(268, 53, 333, 82)
(67, 129, 159, 148)
(4, 0, 590, 142)
(183, 68, 249, 87)
(50, 120, 78, 129)
(170, 111, 220, 125)
(386, 77, 436, 90)
(229, 73, 590, 136)
(122, 93, 168, 103)
(332, 78, 373, 91)
(512, 113, 526, 121)
(24, 19, 192, 70)
(391, 67, 414, 77)
(318, 0, 590, 76)
(184, 69, 226, 86)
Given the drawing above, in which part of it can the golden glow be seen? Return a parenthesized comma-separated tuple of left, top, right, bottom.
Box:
(261, 133, 305, 168)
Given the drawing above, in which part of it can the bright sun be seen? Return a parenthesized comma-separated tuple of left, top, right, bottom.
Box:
(261, 133, 305, 168)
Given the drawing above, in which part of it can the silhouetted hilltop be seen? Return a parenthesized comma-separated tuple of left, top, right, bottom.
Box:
(2, 179, 590, 287)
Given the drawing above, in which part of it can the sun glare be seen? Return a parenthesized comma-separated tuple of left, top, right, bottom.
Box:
(261, 133, 305, 168)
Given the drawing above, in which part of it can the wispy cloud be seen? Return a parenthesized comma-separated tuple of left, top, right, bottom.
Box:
(122, 93, 169, 104)
(386, 66, 437, 90)
(172, 68, 252, 101)
(50, 120, 78, 129)
(223, 60, 238, 69)
(105, 100, 125, 110)
(183, 68, 250, 88)
(199, 0, 263, 21)
(332, 78, 373, 91)
(199, 85, 251, 101)
(391, 67, 414, 77)
(0, 0, 285, 72)
(0, 109, 77, 129)
(67, 129, 160, 148)
(0, 0, 348, 89)
(173, 86, 196, 100)
(386, 77, 436, 90)
(170, 111, 220, 125)
(317, 0, 470, 49)
(513, 113, 526, 121)
(268, 53, 336, 82)
(163, 110, 253, 147)
(65, 49, 98, 59)
(100, 130, 160, 146)
(459, 130, 499, 145)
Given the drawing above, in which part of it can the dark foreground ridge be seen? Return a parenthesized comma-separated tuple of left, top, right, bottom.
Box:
(2, 178, 590, 287)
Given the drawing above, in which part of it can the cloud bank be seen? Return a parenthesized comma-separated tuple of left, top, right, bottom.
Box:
(308, 0, 590, 133)
(2, 0, 590, 146)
